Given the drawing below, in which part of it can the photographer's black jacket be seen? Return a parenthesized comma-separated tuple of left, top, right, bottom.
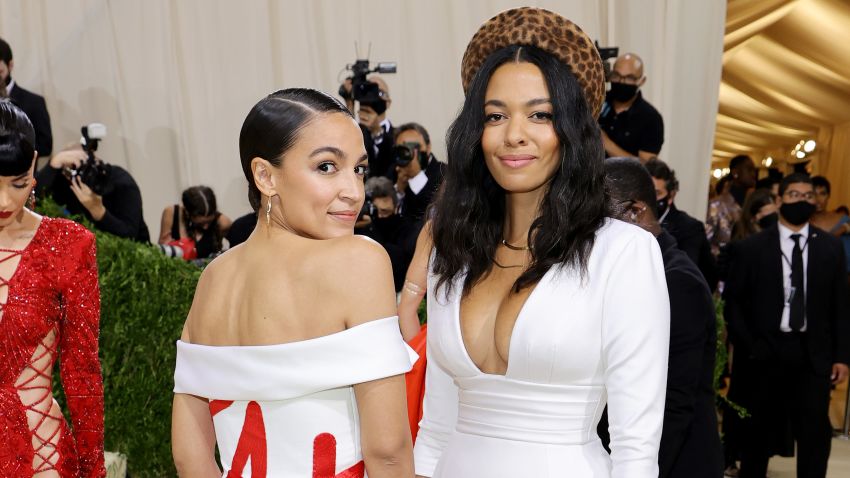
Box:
(36, 164, 151, 243)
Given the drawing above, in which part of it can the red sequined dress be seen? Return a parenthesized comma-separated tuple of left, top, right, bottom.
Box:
(0, 217, 105, 477)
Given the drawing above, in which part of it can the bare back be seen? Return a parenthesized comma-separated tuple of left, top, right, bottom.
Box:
(184, 231, 395, 347)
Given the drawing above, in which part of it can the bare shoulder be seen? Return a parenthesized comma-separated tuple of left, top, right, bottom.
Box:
(184, 247, 240, 338)
(319, 234, 392, 275)
(312, 235, 396, 326)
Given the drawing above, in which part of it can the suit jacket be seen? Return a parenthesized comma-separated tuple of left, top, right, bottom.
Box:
(723, 224, 850, 374)
(657, 232, 723, 478)
(361, 123, 395, 179)
(661, 204, 717, 291)
(9, 82, 53, 157)
(401, 157, 444, 221)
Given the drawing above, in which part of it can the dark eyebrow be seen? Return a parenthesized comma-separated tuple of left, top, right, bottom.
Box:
(13, 173, 29, 181)
(484, 98, 552, 108)
(309, 146, 345, 159)
(356, 154, 368, 163)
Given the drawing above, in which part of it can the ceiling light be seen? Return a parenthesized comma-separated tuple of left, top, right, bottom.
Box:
(803, 140, 816, 153)
(713, 169, 722, 179)
(795, 150, 806, 159)
(764, 157, 773, 167)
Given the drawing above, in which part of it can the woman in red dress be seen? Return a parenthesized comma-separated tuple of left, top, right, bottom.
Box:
(0, 99, 105, 477)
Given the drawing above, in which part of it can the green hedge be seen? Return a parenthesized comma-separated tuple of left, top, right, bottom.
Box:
(40, 198, 199, 477)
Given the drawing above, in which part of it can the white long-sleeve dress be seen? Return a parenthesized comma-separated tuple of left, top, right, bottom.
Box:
(413, 220, 670, 478)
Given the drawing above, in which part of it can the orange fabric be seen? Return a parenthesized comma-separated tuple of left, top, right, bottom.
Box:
(405, 325, 428, 442)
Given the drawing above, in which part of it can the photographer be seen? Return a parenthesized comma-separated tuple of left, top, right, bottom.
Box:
(35, 129, 150, 242)
(393, 122, 443, 221)
(356, 177, 419, 291)
(598, 53, 664, 160)
(341, 75, 395, 178)
(158, 185, 232, 260)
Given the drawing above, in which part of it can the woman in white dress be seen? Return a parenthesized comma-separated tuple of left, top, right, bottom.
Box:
(413, 8, 670, 478)
(171, 88, 416, 478)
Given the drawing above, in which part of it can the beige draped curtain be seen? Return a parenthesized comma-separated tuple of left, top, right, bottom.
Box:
(1, 0, 725, 230)
(716, 0, 850, 208)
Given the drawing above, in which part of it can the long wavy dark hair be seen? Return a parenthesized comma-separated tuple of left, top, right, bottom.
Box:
(431, 45, 607, 297)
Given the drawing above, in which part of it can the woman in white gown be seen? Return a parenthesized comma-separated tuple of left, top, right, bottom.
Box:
(171, 88, 416, 478)
(413, 8, 670, 478)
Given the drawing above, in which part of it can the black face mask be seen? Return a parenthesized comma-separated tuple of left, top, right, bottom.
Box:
(608, 82, 639, 102)
(757, 212, 778, 230)
(780, 201, 816, 226)
(657, 195, 670, 218)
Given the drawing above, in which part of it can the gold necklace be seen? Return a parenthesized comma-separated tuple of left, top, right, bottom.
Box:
(493, 259, 524, 269)
(501, 238, 531, 251)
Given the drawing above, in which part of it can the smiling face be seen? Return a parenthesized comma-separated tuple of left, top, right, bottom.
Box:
(263, 112, 368, 239)
(480, 62, 561, 195)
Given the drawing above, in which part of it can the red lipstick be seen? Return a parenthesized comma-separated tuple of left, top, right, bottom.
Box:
(0, 211, 13, 219)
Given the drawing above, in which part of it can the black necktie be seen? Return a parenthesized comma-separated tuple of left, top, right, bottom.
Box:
(789, 233, 805, 331)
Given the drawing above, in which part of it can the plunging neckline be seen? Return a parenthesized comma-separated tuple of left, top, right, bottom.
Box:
(454, 266, 555, 377)
(0, 217, 45, 324)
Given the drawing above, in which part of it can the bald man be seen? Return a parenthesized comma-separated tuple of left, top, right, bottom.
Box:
(598, 53, 664, 161)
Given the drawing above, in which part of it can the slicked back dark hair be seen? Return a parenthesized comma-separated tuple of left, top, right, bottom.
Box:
(431, 45, 607, 297)
(0, 99, 36, 176)
(239, 88, 353, 211)
(604, 157, 659, 219)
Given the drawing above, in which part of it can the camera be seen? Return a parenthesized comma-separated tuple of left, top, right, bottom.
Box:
(62, 123, 113, 196)
(594, 41, 619, 79)
(393, 142, 428, 168)
(158, 237, 197, 261)
(338, 54, 397, 106)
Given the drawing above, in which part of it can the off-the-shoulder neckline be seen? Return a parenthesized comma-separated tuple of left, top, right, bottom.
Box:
(176, 315, 400, 350)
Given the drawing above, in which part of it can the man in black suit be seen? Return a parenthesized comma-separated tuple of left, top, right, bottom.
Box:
(724, 173, 850, 478)
(602, 157, 723, 478)
(392, 122, 444, 221)
(341, 75, 395, 179)
(0, 38, 52, 157)
(645, 157, 718, 291)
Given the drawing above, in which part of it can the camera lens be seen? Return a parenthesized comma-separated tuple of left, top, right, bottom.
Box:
(393, 145, 413, 166)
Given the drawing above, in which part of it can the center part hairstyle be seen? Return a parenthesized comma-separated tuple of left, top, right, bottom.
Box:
(431, 42, 607, 297)
(239, 88, 353, 211)
(0, 99, 37, 176)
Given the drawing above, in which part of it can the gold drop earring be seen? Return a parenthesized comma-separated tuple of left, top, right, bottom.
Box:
(265, 196, 272, 226)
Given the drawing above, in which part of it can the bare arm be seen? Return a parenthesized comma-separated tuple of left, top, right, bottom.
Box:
(218, 214, 233, 239)
(339, 237, 414, 476)
(398, 223, 432, 341)
(355, 375, 414, 478)
(159, 206, 175, 244)
(172, 393, 221, 477)
(172, 316, 221, 477)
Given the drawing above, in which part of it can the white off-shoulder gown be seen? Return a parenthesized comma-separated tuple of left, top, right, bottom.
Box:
(174, 316, 417, 478)
(413, 220, 671, 478)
